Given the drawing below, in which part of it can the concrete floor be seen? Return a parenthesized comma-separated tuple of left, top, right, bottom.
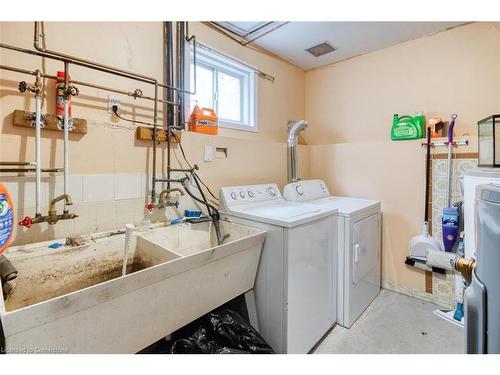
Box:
(314, 289, 464, 354)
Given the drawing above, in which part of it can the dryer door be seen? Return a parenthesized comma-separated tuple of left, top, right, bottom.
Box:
(347, 213, 381, 327)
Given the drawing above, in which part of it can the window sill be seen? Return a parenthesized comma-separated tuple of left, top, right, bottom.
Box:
(219, 120, 258, 133)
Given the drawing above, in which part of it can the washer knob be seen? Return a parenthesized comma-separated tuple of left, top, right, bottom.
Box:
(248, 191, 255, 198)
(296, 184, 304, 195)
(240, 191, 246, 198)
(230, 192, 237, 200)
(267, 187, 276, 196)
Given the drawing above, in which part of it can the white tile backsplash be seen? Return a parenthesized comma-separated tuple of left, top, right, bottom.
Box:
(82, 174, 115, 202)
(114, 174, 143, 200)
(4, 172, 201, 246)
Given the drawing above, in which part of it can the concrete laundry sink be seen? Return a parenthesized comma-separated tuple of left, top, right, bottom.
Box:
(0, 221, 265, 353)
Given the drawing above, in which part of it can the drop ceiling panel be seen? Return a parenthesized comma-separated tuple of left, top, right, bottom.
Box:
(227, 22, 464, 70)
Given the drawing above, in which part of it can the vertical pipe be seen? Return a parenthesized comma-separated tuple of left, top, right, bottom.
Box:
(151, 81, 158, 204)
(166, 22, 174, 192)
(34, 71, 42, 216)
(166, 22, 175, 129)
(63, 62, 69, 212)
(177, 22, 186, 130)
(288, 146, 297, 183)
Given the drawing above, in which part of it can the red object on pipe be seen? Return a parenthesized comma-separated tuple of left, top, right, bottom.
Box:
(145, 203, 154, 213)
(18, 216, 32, 229)
(56, 71, 72, 118)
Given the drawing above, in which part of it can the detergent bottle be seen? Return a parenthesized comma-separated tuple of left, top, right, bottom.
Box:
(391, 112, 425, 140)
(188, 104, 218, 135)
(0, 184, 14, 255)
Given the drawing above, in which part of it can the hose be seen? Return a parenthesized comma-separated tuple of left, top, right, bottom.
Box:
(181, 178, 224, 245)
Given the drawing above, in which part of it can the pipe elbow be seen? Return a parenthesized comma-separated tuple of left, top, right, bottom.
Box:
(287, 120, 308, 147)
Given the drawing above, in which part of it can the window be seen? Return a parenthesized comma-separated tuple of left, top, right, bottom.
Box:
(190, 46, 257, 131)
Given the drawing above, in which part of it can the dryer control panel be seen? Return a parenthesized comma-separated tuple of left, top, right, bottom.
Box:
(220, 183, 282, 210)
(282, 179, 330, 202)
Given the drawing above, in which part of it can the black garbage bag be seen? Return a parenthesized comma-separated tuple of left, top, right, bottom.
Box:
(169, 308, 274, 354)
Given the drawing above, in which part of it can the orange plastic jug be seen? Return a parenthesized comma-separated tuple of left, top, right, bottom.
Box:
(189, 105, 218, 135)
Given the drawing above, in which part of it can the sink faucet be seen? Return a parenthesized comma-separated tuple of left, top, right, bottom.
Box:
(158, 188, 185, 209)
(19, 193, 78, 227)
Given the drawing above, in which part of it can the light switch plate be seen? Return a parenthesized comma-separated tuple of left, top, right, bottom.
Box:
(204, 145, 213, 162)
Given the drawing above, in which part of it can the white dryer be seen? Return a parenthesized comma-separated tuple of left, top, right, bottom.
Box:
(219, 183, 338, 353)
(283, 179, 381, 328)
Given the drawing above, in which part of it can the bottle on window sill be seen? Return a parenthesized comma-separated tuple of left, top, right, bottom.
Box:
(188, 104, 219, 135)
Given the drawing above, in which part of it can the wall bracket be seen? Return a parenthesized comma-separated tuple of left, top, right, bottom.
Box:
(12, 110, 87, 134)
(136, 126, 181, 143)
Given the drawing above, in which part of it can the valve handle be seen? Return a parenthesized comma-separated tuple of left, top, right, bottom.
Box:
(18, 81, 27, 93)
(68, 85, 79, 97)
(18, 216, 33, 228)
(145, 203, 154, 213)
(132, 89, 143, 99)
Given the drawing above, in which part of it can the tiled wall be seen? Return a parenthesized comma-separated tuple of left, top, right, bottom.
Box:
(430, 156, 477, 308)
(3, 173, 198, 246)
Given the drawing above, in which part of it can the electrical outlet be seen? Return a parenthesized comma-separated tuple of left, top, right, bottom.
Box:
(108, 95, 120, 113)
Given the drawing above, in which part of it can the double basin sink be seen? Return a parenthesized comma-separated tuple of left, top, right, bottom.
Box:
(0, 221, 265, 353)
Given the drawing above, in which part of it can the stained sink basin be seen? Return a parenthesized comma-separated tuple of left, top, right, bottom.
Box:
(0, 220, 265, 353)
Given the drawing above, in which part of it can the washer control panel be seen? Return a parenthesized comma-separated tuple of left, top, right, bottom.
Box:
(282, 179, 330, 202)
(220, 183, 282, 209)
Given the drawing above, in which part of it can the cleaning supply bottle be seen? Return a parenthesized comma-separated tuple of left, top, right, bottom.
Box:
(453, 233, 465, 322)
(0, 184, 14, 255)
(189, 104, 218, 135)
(391, 112, 425, 140)
(56, 71, 72, 118)
(442, 207, 459, 252)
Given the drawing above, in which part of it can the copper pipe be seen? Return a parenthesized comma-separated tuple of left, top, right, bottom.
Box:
(49, 193, 73, 217)
(32, 21, 195, 94)
(455, 257, 476, 284)
(0, 64, 177, 106)
(0, 168, 64, 173)
(0, 162, 32, 166)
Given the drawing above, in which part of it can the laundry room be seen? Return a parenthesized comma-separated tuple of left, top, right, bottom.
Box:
(1, 1, 500, 370)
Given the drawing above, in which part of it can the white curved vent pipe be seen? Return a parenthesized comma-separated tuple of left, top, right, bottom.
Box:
(287, 120, 308, 183)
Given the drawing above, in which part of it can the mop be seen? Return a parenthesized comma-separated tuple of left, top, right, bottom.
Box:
(409, 126, 443, 258)
(432, 114, 464, 327)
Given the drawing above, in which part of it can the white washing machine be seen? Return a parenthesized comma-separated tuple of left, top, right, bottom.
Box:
(283, 179, 381, 328)
(219, 183, 338, 353)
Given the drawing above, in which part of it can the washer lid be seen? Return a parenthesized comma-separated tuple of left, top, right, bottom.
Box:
(225, 201, 337, 228)
(464, 168, 500, 178)
(477, 183, 500, 204)
(308, 196, 380, 217)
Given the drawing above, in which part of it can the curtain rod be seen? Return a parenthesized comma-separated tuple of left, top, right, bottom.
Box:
(195, 41, 275, 83)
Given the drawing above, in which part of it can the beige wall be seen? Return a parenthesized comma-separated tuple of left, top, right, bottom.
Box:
(0, 21, 307, 182)
(3, 21, 499, 296)
(306, 22, 500, 294)
(0, 22, 308, 245)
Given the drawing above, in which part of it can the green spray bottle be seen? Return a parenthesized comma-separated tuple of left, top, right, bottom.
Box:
(391, 112, 425, 140)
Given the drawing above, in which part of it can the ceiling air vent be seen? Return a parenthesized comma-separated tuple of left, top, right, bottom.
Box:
(306, 42, 336, 57)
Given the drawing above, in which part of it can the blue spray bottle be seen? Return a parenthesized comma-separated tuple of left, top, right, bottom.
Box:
(453, 232, 465, 322)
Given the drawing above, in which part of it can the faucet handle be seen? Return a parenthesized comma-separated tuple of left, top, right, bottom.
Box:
(145, 203, 154, 213)
(18, 216, 33, 228)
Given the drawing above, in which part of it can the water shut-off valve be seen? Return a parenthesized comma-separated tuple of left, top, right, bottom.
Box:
(18, 216, 33, 229)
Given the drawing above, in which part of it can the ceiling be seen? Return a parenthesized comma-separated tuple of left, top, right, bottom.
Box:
(211, 22, 465, 70)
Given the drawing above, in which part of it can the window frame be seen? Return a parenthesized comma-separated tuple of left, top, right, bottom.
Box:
(189, 45, 257, 132)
